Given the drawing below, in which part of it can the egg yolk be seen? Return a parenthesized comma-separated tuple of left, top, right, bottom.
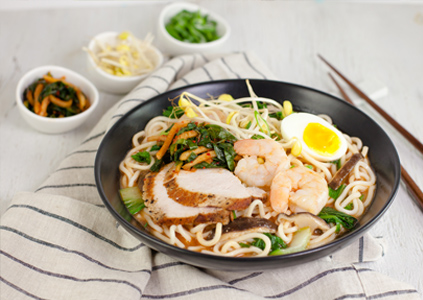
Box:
(303, 123, 341, 156)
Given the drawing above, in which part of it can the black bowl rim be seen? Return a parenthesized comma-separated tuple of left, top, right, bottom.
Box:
(94, 78, 401, 263)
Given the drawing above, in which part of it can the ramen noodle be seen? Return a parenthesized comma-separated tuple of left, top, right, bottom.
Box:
(118, 80, 376, 257)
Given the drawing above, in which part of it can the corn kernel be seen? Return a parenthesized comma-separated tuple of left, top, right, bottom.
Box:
(118, 31, 131, 40)
(121, 69, 132, 76)
(257, 157, 265, 164)
(283, 100, 293, 117)
(226, 111, 237, 124)
(291, 140, 302, 156)
(116, 44, 130, 52)
(218, 94, 234, 101)
(185, 107, 198, 118)
(178, 96, 191, 108)
(115, 68, 124, 76)
(119, 56, 129, 66)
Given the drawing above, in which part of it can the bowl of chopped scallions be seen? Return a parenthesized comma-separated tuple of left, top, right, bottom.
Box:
(158, 2, 230, 56)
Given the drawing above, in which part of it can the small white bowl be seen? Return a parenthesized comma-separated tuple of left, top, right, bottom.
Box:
(157, 2, 230, 56)
(16, 65, 99, 134)
(86, 31, 164, 94)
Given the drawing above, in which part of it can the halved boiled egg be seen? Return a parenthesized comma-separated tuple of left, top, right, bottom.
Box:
(281, 112, 348, 161)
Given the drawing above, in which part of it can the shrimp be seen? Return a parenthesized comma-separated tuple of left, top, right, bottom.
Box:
(234, 139, 289, 188)
(270, 165, 328, 215)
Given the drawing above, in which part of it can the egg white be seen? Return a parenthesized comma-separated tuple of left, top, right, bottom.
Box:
(281, 112, 348, 161)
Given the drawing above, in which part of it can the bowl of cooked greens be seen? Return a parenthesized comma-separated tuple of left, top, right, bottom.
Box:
(16, 65, 99, 134)
(157, 2, 231, 56)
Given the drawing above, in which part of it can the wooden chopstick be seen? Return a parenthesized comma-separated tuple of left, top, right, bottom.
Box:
(327, 72, 354, 105)
(326, 65, 423, 210)
(318, 54, 423, 156)
(401, 166, 423, 211)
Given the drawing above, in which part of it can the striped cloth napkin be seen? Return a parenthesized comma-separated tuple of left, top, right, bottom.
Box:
(1, 52, 419, 300)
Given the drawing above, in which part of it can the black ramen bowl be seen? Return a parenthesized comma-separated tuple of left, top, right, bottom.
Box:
(94, 79, 400, 271)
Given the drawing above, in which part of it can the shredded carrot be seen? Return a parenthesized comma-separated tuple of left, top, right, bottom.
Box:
(179, 146, 209, 161)
(76, 90, 87, 110)
(49, 95, 73, 108)
(156, 121, 190, 160)
(43, 75, 66, 83)
(182, 151, 216, 170)
(38, 96, 50, 117)
(43, 75, 79, 91)
(174, 130, 198, 141)
(26, 90, 34, 106)
(34, 83, 44, 103)
(147, 135, 167, 142)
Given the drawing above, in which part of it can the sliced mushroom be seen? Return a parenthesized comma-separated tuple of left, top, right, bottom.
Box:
(277, 212, 330, 234)
(329, 153, 363, 190)
(209, 217, 277, 241)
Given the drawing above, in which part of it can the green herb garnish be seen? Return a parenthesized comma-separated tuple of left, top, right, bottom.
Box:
(131, 151, 151, 164)
(318, 207, 357, 231)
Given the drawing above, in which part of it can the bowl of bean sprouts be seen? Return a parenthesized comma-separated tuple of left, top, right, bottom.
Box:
(95, 79, 400, 270)
(85, 31, 164, 94)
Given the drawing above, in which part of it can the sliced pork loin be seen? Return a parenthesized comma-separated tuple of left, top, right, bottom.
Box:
(164, 166, 267, 210)
(142, 163, 267, 226)
(143, 163, 230, 226)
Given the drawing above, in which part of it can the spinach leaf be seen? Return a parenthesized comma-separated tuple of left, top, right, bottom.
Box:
(131, 151, 151, 164)
(197, 128, 213, 149)
(329, 184, 346, 200)
(187, 152, 197, 162)
(186, 139, 198, 150)
(206, 124, 237, 142)
(318, 207, 357, 231)
(251, 233, 287, 251)
(192, 161, 222, 169)
(150, 145, 161, 152)
(218, 142, 236, 171)
(150, 159, 163, 172)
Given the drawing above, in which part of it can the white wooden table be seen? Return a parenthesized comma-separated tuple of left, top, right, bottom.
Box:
(1, 0, 422, 294)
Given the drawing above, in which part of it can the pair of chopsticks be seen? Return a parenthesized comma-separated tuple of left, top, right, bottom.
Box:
(318, 54, 423, 210)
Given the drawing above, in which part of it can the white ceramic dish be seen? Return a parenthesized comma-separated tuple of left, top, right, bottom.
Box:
(157, 2, 230, 56)
(16, 65, 99, 134)
(86, 31, 164, 94)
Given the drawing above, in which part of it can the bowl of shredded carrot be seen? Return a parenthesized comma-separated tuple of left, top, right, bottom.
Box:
(16, 65, 99, 134)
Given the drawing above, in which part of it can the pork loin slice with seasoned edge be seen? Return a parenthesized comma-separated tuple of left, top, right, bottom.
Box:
(143, 163, 230, 226)
(164, 166, 267, 210)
